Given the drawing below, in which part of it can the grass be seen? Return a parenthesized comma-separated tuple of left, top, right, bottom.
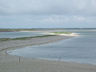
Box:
(0, 35, 56, 41)
(53, 32, 72, 34)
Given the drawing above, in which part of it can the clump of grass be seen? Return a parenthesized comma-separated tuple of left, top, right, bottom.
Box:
(53, 32, 72, 34)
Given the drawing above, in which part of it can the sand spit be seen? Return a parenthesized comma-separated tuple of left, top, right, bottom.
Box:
(0, 35, 71, 51)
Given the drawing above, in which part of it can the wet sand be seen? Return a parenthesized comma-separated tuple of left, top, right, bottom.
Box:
(0, 35, 96, 72)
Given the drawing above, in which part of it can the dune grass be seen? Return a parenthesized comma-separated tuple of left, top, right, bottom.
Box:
(53, 32, 72, 34)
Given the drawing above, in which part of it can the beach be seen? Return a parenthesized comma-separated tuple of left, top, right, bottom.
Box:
(0, 34, 96, 72)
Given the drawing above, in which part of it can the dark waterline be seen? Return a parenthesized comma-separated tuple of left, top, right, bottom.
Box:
(8, 30, 96, 65)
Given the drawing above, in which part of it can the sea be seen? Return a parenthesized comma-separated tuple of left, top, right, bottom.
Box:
(7, 29, 96, 65)
(0, 31, 44, 38)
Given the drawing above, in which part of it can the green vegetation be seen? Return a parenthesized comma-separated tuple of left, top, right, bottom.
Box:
(0, 35, 56, 41)
(53, 32, 72, 34)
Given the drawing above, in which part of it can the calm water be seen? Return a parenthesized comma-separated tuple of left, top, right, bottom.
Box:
(0, 32, 44, 38)
(8, 30, 96, 65)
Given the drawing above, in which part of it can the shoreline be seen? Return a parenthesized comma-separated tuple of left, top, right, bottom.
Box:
(0, 34, 96, 72)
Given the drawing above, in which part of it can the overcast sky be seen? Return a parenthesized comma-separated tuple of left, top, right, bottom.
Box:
(0, 0, 96, 28)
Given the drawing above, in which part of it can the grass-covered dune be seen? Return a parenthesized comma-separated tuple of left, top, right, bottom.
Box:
(49, 32, 79, 36)
(53, 32, 72, 34)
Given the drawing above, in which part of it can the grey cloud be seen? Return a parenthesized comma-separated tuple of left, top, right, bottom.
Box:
(1, 0, 96, 28)
(0, 0, 96, 16)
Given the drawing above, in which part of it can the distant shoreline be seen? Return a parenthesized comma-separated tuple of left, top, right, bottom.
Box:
(0, 28, 96, 32)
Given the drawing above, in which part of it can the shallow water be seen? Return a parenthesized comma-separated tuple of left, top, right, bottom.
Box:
(8, 30, 96, 65)
(0, 32, 44, 38)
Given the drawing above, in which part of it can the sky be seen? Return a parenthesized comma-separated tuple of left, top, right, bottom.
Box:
(0, 0, 96, 28)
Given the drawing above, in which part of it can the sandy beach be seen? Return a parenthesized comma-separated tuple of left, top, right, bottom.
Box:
(0, 35, 96, 72)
